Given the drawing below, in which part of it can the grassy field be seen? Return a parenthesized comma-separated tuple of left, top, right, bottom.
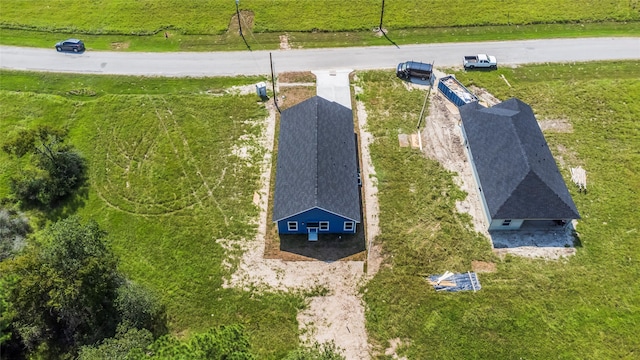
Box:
(358, 61, 640, 358)
(0, 0, 638, 50)
(1, 62, 639, 358)
(0, 71, 304, 359)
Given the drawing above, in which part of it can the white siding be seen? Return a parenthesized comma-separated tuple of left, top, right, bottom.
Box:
(460, 124, 492, 225)
(489, 219, 524, 231)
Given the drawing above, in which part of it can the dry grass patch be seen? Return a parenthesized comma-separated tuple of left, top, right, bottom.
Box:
(471, 260, 497, 273)
(278, 71, 316, 84)
(277, 86, 316, 110)
(227, 10, 255, 35)
(110, 42, 130, 50)
(538, 118, 574, 133)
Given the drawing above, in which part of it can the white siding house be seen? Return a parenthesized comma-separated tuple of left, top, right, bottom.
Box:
(459, 98, 580, 231)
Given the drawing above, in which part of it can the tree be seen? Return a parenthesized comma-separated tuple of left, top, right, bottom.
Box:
(2, 125, 86, 207)
(139, 325, 255, 360)
(0, 277, 15, 346)
(77, 326, 154, 360)
(1, 216, 120, 353)
(115, 280, 167, 337)
(78, 324, 255, 360)
(1, 216, 167, 358)
(283, 341, 346, 360)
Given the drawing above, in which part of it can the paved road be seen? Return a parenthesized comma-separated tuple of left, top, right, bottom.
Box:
(1, 38, 639, 76)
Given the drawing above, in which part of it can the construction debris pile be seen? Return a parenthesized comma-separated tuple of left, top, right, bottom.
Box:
(427, 271, 481, 292)
(570, 166, 587, 192)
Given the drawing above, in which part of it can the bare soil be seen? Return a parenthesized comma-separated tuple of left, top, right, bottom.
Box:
(276, 86, 316, 110)
(221, 73, 577, 359)
(538, 118, 573, 133)
(471, 260, 497, 273)
(278, 71, 316, 84)
(384, 338, 409, 360)
(220, 77, 382, 359)
(228, 10, 255, 35)
(420, 74, 578, 259)
(279, 34, 291, 50)
(110, 42, 130, 50)
(373, 28, 389, 37)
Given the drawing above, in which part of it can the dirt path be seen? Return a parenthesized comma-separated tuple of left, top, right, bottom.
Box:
(221, 91, 381, 358)
(420, 76, 577, 259)
(420, 78, 490, 236)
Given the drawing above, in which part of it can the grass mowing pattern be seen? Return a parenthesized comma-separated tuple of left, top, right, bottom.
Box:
(2, 22, 639, 52)
(358, 62, 640, 358)
(0, 71, 304, 359)
(1, 1, 639, 51)
(2, 0, 638, 34)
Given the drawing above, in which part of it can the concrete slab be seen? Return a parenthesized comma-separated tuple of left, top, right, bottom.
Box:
(312, 69, 353, 109)
(398, 134, 410, 147)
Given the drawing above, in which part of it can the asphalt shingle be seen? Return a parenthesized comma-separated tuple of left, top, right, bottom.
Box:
(459, 98, 580, 220)
(273, 96, 361, 223)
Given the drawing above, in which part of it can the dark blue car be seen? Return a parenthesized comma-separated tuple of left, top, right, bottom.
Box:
(396, 61, 433, 81)
(55, 39, 85, 53)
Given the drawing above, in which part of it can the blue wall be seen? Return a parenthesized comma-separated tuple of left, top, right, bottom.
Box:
(438, 75, 479, 107)
(276, 207, 358, 234)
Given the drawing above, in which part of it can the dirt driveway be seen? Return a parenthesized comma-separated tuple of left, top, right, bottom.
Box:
(419, 72, 578, 260)
(220, 75, 382, 359)
(220, 70, 577, 359)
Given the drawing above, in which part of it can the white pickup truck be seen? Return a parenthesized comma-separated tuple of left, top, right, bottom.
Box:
(463, 54, 497, 70)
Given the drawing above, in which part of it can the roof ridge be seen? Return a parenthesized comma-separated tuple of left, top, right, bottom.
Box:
(530, 166, 579, 216)
(314, 97, 319, 205)
(492, 114, 530, 216)
(492, 165, 531, 217)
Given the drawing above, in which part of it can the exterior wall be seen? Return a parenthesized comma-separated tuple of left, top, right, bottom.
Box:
(460, 124, 493, 226)
(276, 207, 358, 235)
(489, 219, 524, 231)
(461, 124, 574, 233)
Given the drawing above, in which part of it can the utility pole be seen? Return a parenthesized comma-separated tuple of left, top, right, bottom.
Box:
(379, 0, 385, 33)
(235, 0, 243, 36)
(270, 52, 281, 113)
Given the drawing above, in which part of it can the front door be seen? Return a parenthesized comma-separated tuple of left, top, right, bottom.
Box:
(307, 227, 318, 241)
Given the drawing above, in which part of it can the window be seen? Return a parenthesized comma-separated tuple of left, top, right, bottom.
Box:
(319, 221, 329, 231)
(502, 219, 512, 227)
(344, 221, 354, 232)
(287, 221, 298, 231)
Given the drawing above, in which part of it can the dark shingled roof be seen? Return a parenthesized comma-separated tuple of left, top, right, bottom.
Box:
(459, 98, 580, 220)
(273, 96, 361, 223)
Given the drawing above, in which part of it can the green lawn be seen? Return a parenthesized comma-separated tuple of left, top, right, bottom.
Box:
(0, 71, 304, 359)
(1, 0, 638, 50)
(2, 60, 639, 358)
(2, 0, 637, 33)
(358, 61, 640, 358)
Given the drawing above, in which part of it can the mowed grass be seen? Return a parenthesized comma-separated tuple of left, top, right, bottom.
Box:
(2, 0, 637, 33)
(357, 61, 640, 358)
(1, 0, 639, 50)
(0, 71, 304, 359)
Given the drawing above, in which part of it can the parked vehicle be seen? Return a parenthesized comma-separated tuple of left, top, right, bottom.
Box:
(55, 39, 85, 53)
(463, 54, 497, 70)
(396, 61, 434, 82)
(438, 75, 479, 107)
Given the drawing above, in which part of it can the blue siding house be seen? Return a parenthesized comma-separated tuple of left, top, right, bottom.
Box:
(272, 96, 361, 240)
(459, 98, 580, 231)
